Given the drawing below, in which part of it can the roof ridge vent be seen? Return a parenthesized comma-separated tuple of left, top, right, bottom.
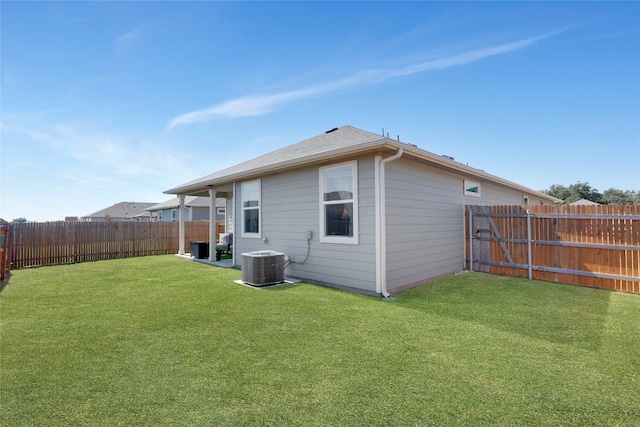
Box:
(325, 127, 339, 134)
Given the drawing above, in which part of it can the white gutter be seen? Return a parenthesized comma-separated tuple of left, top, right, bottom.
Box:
(376, 148, 403, 298)
(165, 139, 559, 204)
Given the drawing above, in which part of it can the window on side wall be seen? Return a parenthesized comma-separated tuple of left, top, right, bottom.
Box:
(320, 161, 358, 244)
(242, 180, 261, 237)
(171, 209, 177, 221)
(522, 196, 530, 205)
(464, 180, 481, 197)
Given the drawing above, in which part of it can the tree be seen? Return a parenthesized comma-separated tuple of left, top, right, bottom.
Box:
(543, 182, 638, 204)
(12, 217, 27, 223)
(542, 181, 602, 204)
(602, 188, 640, 205)
(543, 184, 571, 201)
(566, 181, 602, 204)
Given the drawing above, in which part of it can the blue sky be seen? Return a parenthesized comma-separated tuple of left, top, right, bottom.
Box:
(2, 1, 638, 221)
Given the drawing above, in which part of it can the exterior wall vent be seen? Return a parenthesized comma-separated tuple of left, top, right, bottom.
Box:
(241, 250, 285, 286)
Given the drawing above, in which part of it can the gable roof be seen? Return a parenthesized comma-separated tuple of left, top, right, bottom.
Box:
(165, 125, 560, 203)
(165, 125, 385, 195)
(82, 202, 157, 219)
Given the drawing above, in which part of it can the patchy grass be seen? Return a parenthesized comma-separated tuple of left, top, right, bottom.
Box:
(1, 256, 638, 426)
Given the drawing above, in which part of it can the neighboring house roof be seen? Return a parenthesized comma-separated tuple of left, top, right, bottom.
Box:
(145, 196, 225, 212)
(82, 202, 157, 220)
(165, 125, 562, 204)
(570, 198, 601, 205)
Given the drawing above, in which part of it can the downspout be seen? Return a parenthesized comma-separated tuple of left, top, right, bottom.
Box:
(377, 148, 403, 298)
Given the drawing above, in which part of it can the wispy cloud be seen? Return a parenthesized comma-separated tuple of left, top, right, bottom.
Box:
(4, 115, 193, 187)
(116, 27, 143, 52)
(167, 30, 562, 129)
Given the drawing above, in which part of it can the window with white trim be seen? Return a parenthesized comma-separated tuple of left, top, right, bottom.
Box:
(171, 209, 177, 221)
(464, 180, 481, 197)
(320, 161, 358, 244)
(242, 180, 261, 237)
(522, 196, 530, 205)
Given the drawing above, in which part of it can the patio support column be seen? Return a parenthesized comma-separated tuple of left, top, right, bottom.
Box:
(178, 193, 186, 255)
(208, 188, 217, 262)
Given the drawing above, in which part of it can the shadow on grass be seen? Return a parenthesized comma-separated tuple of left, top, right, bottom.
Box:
(397, 272, 611, 351)
(0, 272, 11, 293)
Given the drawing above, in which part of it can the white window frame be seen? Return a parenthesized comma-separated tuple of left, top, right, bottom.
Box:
(217, 208, 226, 216)
(241, 179, 261, 238)
(319, 161, 358, 245)
(464, 179, 481, 197)
(522, 196, 530, 205)
(171, 208, 177, 221)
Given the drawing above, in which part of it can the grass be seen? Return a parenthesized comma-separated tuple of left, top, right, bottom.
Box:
(1, 255, 639, 426)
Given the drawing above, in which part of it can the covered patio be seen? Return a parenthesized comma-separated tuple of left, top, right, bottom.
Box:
(173, 183, 234, 266)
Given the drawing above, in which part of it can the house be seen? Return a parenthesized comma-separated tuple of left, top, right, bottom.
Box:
(146, 196, 227, 222)
(569, 198, 601, 206)
(165, 125, 560, 297)
(82, 202, 157, 222)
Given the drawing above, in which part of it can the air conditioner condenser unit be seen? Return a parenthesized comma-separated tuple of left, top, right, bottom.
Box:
(241, 250, 285, 286)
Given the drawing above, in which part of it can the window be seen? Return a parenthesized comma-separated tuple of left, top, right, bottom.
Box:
(522, 196, 530, 205)
(171, 209, 177, 221)
(464, 180, 481, 197)
(158, 211, 163, 221)
(242, 180, 261, 237)
(217, 208, 226, 216)
(320, 161, 358, 244)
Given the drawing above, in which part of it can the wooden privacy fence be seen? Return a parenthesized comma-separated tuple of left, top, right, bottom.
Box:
(0, 219, 10, 281)
(466, 204, 640, 294)
(8, 220, 224, 269)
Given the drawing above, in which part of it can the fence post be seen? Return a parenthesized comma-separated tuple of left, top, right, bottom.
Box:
(468, 205, 474, 272)
(0, 220, 8, 281)
(526, 209, 532, 280)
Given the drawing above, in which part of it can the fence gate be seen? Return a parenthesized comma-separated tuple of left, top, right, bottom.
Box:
(466, 204, 640, 294)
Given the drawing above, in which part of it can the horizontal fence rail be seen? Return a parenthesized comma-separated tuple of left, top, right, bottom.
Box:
(466, 204, 639, 295)
(8, 221, 220, 269)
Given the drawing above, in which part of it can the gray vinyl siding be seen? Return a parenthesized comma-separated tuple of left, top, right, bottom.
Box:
(157, 208, 183, 222)
(155, 206, 221, 222)
(384, 158, 552, 291)
(233, 156, 378, 293)
(191, 207, 209, 221)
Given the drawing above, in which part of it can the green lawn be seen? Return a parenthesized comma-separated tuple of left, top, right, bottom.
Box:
(1, 256, 638, 426)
